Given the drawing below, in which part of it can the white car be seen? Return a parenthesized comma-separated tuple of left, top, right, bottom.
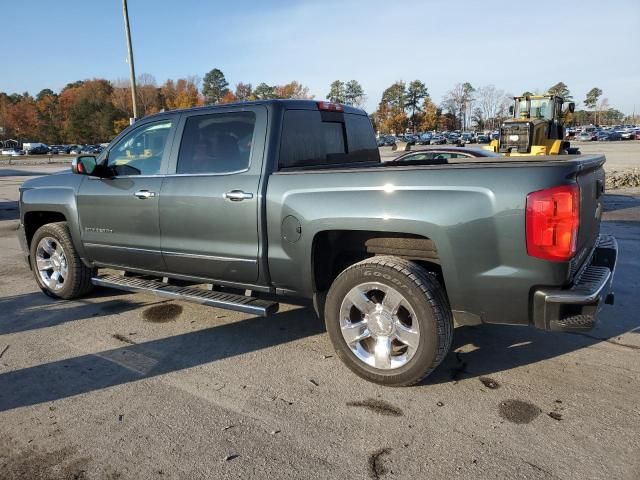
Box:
(1, 148, 25, 156)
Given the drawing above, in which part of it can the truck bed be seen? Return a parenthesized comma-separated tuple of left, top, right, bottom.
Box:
(266, 154, 605, 327)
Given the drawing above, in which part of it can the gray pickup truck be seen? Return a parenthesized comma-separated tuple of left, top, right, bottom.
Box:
(17, 100, 617, 386)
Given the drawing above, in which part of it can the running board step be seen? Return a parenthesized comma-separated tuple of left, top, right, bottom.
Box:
(92, 274, 279, 316)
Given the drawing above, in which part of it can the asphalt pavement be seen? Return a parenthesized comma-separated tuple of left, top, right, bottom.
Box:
(0, 165, 639, 479)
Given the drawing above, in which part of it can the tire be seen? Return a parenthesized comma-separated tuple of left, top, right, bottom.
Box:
(29, 222, 95, 299)
(325, 256, 453, 386)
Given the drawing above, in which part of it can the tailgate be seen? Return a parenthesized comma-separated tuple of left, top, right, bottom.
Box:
(571, 158, 605, 277)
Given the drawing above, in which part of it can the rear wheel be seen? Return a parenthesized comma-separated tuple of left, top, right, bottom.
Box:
(29, 222, 95, 299)
(325, 256, 453, 386)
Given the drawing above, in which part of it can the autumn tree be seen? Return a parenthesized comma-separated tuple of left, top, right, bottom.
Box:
(35, 90, 63, 143)
(274, 81, 313, 99)
(4, 96, 39, 140)
(160, 77, 200, 110)
(375, 81, 408, 134)
(202, 68, 229, 104)
(63, 80, 120, 143)
(219, 91, 237, 104)
(419, 98, 440, 131)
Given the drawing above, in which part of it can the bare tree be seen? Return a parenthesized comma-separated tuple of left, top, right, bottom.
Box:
(596, 97, 609, 125)
(476, 85, 506, 130)
(441, 82, 476, 130)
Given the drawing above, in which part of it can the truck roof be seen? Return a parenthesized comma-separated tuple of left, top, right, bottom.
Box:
(144, 99, 368, 121)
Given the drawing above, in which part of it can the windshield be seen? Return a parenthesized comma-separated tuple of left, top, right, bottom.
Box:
(515, 98, 554, 120)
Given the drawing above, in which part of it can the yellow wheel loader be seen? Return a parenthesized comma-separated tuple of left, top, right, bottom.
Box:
(489, 95, 578, 156)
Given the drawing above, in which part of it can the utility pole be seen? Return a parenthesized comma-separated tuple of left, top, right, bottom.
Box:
(122, 0, 138, 123)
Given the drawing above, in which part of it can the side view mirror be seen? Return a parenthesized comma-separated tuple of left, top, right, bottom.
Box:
(508, 105, 514, 115)
(568, 102, 575, 113)
(71, 155, 97, 175)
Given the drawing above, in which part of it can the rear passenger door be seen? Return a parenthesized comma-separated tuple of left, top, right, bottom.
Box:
(159, 106, 267, 284)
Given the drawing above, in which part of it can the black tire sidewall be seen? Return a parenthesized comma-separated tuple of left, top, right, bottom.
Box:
(325, 260, 445, 385)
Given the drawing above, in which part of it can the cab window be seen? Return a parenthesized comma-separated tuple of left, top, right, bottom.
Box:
(176, 111, 256, 175)
(107, 121, 172, 176)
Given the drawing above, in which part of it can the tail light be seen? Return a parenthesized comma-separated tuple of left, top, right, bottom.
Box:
(526, 184, 580, 261)
(317, 101, 344, 112)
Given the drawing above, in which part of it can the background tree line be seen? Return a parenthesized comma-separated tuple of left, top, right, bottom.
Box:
(0, 68, 314, 144)
(372, 80, 629, 135)
(1, 69, 632, 143)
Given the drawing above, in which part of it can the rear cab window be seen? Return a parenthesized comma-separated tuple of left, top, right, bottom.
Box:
(278, 109, 380, 170)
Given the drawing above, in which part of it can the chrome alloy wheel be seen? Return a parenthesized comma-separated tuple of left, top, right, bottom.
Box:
(35, 236, 68, 291)
(339, 282, 420, 370)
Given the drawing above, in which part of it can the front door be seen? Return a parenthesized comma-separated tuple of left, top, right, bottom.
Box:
(77, 118, 176, 271)
(159, 106, 267, 284)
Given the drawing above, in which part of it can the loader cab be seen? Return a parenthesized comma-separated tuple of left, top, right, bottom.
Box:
(497, 95, 575, 155)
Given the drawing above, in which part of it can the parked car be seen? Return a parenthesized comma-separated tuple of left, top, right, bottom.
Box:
(383, 136, 396, 146)
(26, 145, 49, 155)
(578, 131, 597, 141)
(417, 133, 432, 145)
(445, 133, 461, 145)
(391, 147, 500, 164)
(460, 133, 476, 144)
(430, 134, 446, 145)
(50, 145, 71, 154)
(475, 133, 490, 144)
(376, 137, 386, 147)
(18, 99, 617, 387)
(620, 129, 635, 140)
(1, 148, 25, 156)
(598, 131, 621, 141)
(398, 135, 417, 146)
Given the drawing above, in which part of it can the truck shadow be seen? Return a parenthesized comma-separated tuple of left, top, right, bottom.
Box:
(603, 193, 640, 223)
(0, 307, 323, 412)
(0, 201, 19, 221)
(427, 317, 638, 386)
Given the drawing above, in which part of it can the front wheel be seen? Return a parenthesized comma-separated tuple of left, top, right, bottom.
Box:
(29, 222, 95, 299)
(325, 256, 453, 386)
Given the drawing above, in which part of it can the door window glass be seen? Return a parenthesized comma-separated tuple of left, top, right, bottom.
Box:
(177, 111, 256, 174)
(107, 121, 172, 176)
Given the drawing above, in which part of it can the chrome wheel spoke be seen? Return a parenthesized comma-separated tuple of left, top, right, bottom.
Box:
(345, 288, 376, 315)
(382, 288, 404, 314)
(341, 321, 370, 345)
(394, 322, 420, 349)
(36, 258, 53, 271)
(374, 336, 392, 369)
(340, 281, 421, 371)
(41, 239, 56, 255)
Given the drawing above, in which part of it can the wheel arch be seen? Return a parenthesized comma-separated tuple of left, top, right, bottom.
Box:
(311, 230, 445, 295)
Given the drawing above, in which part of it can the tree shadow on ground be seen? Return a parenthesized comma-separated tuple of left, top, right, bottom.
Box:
(0, 290, 141, 336)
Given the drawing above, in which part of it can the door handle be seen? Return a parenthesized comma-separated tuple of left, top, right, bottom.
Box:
(224, 190, 254, 202)
(134, 190, 156, 199)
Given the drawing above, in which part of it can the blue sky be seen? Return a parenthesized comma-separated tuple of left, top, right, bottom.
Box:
(3, 0, 639, 114)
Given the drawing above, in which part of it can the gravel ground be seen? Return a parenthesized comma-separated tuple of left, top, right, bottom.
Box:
(0, 168, 639, 480)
